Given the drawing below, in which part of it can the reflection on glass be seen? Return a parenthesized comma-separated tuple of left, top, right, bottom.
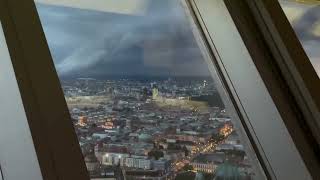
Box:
(280, 0, 320, 77)
(35, 1, 265, 179)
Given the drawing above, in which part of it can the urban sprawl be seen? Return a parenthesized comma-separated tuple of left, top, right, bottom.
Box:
(61, 77, 257, 180)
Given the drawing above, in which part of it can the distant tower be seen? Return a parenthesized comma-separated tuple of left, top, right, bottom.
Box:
(152, 87, 159, 100)
(143, 87, 149, 99)
(203, 80, 207, 88)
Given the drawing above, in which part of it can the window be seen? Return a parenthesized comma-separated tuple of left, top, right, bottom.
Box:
(279, 0, 320, 77)
(33, 0, 266, 179)
(1, 0, 317, 179)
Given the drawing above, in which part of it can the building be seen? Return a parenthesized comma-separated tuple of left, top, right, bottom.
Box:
(84, 153, 100, 173)
(152, 159, 170, 171)
(213, 163, 251, 180)
(92, 132, 109, 139)
(125, 156, 152, 170)
(125, 169, 170, 180)
(191, 162, 217, 173)
(102, 153, 129, 166)
(78, 116, 88, 126)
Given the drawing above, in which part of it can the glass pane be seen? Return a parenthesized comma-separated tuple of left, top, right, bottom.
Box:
(34, 0, 266, 179)
(279, 0, 320, 77)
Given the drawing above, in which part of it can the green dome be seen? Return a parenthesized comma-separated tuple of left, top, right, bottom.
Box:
(195, 172, 205, 180)
(215, 163, 241, 180)
(138, 133, 152, 142)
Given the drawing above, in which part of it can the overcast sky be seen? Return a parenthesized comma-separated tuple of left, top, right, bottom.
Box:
(37, 0, 210, 78)
(36, 0, 320, 78)
(280, 1, 320, 76)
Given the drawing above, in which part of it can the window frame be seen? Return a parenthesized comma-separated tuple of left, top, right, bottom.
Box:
(0, 20, 43, 180)
(0, 0, 89, 180)
(240, 0, 320, 148)
(190, 0, 317, 179)
(0, 0, 318, 179)
(223, 0, 320, 178)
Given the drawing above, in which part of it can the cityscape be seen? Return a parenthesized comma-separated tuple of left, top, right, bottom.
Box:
(61, 77, 258, 180)
(35, 0, 269, 179)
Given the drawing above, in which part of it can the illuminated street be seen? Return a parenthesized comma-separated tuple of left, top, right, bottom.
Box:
(173, 125, 234, 173)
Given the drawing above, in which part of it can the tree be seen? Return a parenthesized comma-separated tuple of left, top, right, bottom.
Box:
(175, 172, 195, 180)
(90, 123, 97, 128)
(148, 150, 164, 160)
(182, 164, 194, 171)
(211, 133, 224, 142)
(182, 146, 189, 156)
(167, 143, 182, 150)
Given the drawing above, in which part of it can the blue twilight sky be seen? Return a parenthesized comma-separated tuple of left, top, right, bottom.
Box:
(36, 0, 320, 78)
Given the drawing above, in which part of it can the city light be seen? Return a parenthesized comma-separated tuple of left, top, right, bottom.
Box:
(64, 78, 252, 179)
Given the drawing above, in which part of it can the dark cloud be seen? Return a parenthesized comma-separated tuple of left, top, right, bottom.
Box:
(292, 5, 320, 76)
(291, 5, 320, 41)
(280, 2, 320, 75)
(36, 1, 210, 78)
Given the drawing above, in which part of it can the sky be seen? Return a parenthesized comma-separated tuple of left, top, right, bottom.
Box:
(36, 0, 210, 78)
(280, 1, 320, 76)
(36, 0, 320, 78)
